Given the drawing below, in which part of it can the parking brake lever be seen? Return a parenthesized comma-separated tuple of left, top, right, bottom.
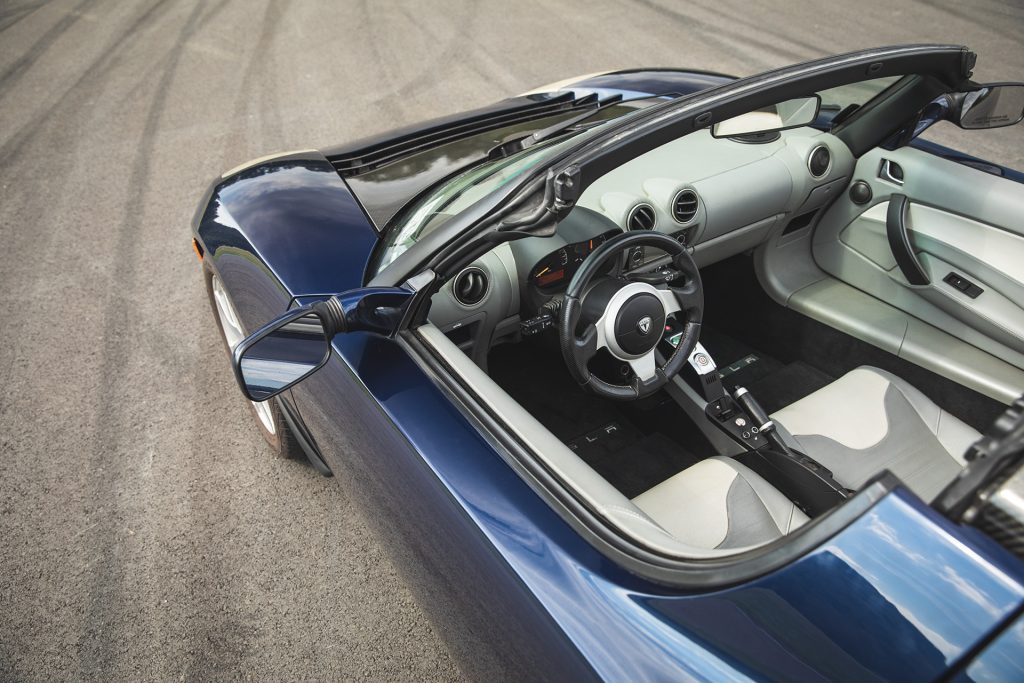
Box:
(733, 387, 792, 455)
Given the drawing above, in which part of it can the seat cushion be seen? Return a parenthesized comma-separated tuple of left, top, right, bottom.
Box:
(632, 457, 808, 550)
(771, 366, 979, 501)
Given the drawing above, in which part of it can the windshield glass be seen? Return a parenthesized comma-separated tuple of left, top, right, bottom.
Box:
(817, 76, 900, 115)
(372, 101, 660, 275)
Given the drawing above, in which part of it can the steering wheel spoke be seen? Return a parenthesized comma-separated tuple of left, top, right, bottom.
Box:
(627, 351, 658, 382)
(668, 279, 702, 315)
(656, 287, 682, 315)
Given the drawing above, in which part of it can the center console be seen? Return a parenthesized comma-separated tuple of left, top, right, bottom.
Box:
(660, 329, 850, 516)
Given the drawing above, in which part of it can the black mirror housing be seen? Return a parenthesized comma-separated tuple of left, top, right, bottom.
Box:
(232, 307, 335, 402)
(230, 287, 414, 402)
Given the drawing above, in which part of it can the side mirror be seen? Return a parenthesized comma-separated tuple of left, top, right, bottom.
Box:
(230, 286, 415, 401)
(712, 95, 821, 138)
(956, 83, 1024, 130)
(233, 306, 337, 401)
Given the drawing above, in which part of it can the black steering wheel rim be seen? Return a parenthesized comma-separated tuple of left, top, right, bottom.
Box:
(558, 231, 703, 400)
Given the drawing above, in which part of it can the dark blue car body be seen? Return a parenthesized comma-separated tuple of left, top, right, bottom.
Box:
(193, 68, 1024, 681)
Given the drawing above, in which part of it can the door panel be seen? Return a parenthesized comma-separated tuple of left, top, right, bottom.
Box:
(814, 145, 1024, 370)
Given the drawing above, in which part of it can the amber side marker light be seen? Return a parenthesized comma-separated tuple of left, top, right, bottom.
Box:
(192, 238, 204, 261)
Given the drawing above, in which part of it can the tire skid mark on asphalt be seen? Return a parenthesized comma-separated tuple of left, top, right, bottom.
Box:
(917, 0, 1021, 44)
(363, 1, 485, 109)
(0, 0, 178, 420)
(0, 0, 98, 100)
(0, 0, 48, 34)
(181, 321, 261, 680)
(0, 0, 175, 164)
(539, 0, 736, 79)
(224, 0, 287, 162)
(351, 0, 409, 122)
(683, 0, 824, 61)
(76, 1, 240, 678)
(628, 0, 809, 67)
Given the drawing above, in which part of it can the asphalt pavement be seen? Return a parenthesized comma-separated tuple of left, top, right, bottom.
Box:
(1, 1, 1022, 680)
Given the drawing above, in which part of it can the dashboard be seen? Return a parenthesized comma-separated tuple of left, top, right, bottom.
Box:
(427, 125, 856, 359)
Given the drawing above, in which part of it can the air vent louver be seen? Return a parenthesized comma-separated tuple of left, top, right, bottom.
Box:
(808, 145, 831, 178)
(671, 189, 699, 224)
(453, 267, 488, 306)
(627, 203, 657, 231)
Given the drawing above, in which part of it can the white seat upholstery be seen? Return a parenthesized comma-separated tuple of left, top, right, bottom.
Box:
(771, 366, 979, 501)
(632, 457, 808, 551)
(632, 366, 980, 551)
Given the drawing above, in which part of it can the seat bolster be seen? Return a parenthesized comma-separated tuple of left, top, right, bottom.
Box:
(632, 457, 807, 551)
(771, 368, 893, 450)
(860, 366, 940, 430)
(935, 411, 978, 467)
(632, 459, 736, 549)
(869, 367, 978, 464)
(722, 458, 808, 535)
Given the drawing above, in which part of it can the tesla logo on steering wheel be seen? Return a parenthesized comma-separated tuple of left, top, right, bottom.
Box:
(637, 316, 652, 335)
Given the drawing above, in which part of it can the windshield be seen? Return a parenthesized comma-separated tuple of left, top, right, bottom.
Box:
(817, 76, 901, 113)
(372, 101, 660, 275)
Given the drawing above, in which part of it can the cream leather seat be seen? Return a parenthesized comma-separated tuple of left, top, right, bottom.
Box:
(632, 366, 979, 551)
(771, 366, 979, 502)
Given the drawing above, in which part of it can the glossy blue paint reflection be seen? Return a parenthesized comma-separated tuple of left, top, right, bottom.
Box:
(955, 613, 1024, 682)
(206, 154, 378, 295)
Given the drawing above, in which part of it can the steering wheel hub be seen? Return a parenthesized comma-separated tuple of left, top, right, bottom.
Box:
(607, 286, 667, 357)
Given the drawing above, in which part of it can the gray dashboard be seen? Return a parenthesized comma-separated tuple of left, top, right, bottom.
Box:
(427, 126, 855, 361)
(577, 127, 853, 266)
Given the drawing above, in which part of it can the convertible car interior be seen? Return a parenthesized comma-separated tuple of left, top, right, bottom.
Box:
(416, 80, 1023, 557)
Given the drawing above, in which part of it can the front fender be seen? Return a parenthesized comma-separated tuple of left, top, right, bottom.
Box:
(193, 150, 378, 334)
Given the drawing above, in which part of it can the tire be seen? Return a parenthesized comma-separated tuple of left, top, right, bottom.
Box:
(203, 264, 304, 459)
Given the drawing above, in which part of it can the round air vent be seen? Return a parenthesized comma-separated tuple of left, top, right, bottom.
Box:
(626, 203, 657, 231)
(808, 145, 831, 178)
(452, 267, 488, 306)
(671, 189, 699, 224)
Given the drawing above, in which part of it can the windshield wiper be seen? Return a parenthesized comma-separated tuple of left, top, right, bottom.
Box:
(486, 94, 679, 161)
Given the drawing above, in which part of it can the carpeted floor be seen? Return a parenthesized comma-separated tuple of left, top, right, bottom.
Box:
(487, 340, 708, 497)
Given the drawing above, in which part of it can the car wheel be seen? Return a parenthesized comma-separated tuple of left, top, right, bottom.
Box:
(204, 266, 304, 459)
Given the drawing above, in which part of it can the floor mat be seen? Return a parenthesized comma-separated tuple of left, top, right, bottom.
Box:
(697, 327, 833, 414)
(742, 361, 834, 415)
(488, 340, 708, 497)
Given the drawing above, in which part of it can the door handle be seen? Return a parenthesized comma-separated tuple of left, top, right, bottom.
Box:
(886, 194, 930, 286)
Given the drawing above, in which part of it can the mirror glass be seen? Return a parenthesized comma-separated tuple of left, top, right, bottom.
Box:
(959, 85, 1024, 129)
(239, 313, 330, 400)
(712, 96, 821, 138)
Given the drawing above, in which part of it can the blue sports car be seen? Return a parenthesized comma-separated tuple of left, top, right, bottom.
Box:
(192, 45, 1024, 681)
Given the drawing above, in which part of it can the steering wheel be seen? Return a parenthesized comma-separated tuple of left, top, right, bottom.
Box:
(559, 231, 703, 400)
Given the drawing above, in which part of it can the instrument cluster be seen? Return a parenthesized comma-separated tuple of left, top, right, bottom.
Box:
(528, 229, 620, 292)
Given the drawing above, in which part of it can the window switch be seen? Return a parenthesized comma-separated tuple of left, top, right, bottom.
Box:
(943, 272, 983, 299)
